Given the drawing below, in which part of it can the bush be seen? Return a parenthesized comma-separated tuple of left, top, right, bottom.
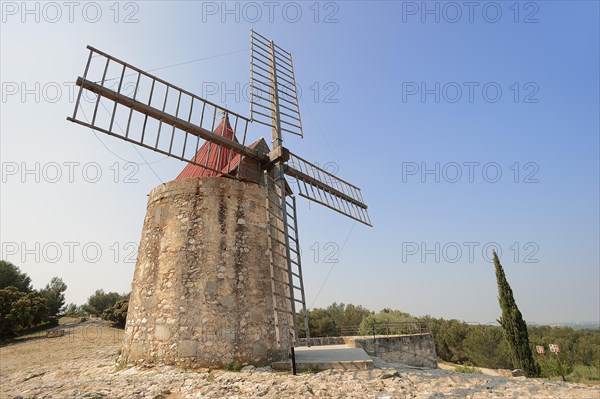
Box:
(463, 325, 513, 369)
(357, 309, 416, 336)
(305, 308, 338, 337)
(101, 299, 128, 328)
(0, 264, 68, 339)
(0, 286, 49, 340)
(225, 362, 243, 372)
(568, 365, 600, 383)
(63, 303, 86, 317)
(301, 303, 373, 337)
(454, 365, 482, 374)
(84, 289, 128, 316)
(422, 318, 472, 364)
(302, 367, 320, 374)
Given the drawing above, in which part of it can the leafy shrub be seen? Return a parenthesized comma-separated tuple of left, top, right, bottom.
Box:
(463, 325, 513, 369)
(84, 289, 128, 316)
(302, 367, 320, 374)
(454, 365, 482, 374)
(225, 362, 243, 372)
(63, 303, 86, 317)
(568, 365, 600, 383)
(0, 286, 49, 340)
(358, 310, 416, 336)
(101, 299, 128, 328)
(302, 303, 372, 337)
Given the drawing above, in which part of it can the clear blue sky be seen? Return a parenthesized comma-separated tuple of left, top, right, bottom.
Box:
(1, 1, 598, 324)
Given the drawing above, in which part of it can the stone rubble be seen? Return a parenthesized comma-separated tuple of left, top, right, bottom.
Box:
(6, 365, 598, 399)
(2, 324, 598, 399)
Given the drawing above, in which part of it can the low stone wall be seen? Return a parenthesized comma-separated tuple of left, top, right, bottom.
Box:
(297, 337, 346, 346)
(345, 334, 437, 368)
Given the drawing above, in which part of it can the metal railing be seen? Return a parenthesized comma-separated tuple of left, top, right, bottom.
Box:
(340, 322, 428, 337)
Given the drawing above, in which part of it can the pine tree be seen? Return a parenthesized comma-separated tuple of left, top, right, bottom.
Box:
(493, 250, 540, 377)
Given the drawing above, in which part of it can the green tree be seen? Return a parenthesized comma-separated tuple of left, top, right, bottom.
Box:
(358, 309, 417, 336)
(463, 325, 513, 369)
(326, 303, 372, 332)
(528, 325, 600, 378)
(39, 277, 67, 318)
(83, 289, 128, 316)
(101, 299, 128, 328)
(302, 303, 373, 337)
(63, 303, 84, 316)
(0, 261, 32, 292)
(0, 286, 21, 338)
(431, 319, 471, 363)
(306, 308, 338, 337)
(342, 304, 372, 326)
(11, 293, 49, 328)
(493, 250, 540, 377)
(0, 286, 49, 340)
(359, 314, 386, 335)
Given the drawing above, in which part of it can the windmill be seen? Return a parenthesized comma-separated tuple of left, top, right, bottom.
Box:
(66, 30, 372, 365)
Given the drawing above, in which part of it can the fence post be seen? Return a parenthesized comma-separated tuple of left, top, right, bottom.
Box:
(371, 322, 378, 356)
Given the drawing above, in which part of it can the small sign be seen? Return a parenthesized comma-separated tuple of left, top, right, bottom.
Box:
(549, 344, 560, 353)
(536, 345, 545, 354)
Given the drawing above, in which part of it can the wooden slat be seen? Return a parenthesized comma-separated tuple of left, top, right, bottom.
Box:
(74, 77, 267, 163)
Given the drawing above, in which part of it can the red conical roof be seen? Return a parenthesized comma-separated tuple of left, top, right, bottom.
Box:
(176, 116, 239, 179)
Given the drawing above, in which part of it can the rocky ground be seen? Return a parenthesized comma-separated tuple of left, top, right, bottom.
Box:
(1, 320, 598, 399)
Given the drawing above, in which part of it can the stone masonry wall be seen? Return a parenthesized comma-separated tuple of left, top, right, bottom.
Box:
(120, 177, 285, 367)
(346, 334, 438, 368)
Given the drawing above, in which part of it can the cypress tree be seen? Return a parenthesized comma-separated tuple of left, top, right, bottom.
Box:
(493, 250, 540, 377)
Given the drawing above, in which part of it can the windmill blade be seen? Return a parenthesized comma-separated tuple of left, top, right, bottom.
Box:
(250, 30, 303, 138)
(67, 46, 267, 177)
(284, 152, 372, 227)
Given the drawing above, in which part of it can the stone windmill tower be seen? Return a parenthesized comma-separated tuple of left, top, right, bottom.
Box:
(67, 31, 371, 369)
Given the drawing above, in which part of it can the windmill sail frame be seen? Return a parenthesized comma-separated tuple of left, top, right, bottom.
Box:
(284, 152, 372, 227)
(250, 30, 303, 138)
(68, 46, 265, 178)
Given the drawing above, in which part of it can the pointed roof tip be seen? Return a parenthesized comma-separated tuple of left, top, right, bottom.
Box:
(213, 114, 236, 140)
(175, 115, 239, 180)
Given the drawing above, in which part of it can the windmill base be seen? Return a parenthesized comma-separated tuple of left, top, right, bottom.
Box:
(120, 176, 286, 368)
